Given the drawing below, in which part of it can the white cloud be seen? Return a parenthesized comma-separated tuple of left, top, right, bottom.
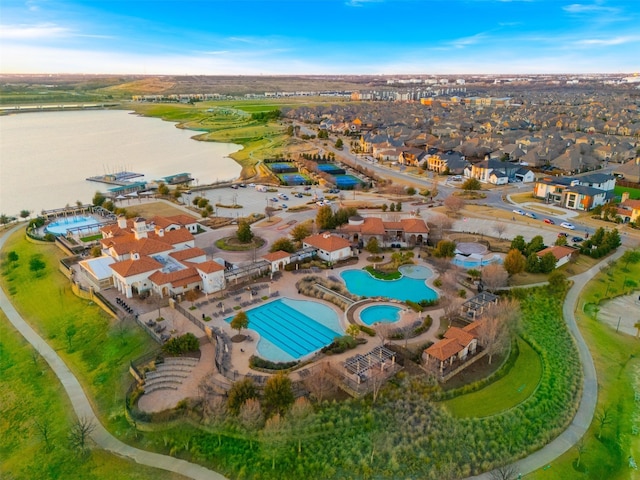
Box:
(575, 35, 640, 46)
(345, 0, 383, 7)
(0, 23, 71, 40)
(562, 3, 617, 14)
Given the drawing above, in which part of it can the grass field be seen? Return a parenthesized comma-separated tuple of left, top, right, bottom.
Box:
(527, 249, 640, 480)
(442, 337, 542, 418)
(0, 230, 160, 437)
(614, 185, 640, 200)
(0, 312, 186, 480)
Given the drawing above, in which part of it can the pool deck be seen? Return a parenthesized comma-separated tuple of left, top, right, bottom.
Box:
(137, 250, 448, 413)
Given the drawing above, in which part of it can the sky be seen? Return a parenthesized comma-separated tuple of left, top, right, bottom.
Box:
(0, 0, 639, 75)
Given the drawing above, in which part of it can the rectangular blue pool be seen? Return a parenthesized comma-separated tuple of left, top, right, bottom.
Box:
(225, 298, 343, 362)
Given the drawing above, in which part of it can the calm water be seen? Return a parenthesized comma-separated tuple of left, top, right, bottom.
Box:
(0, 109, 242, 216)
(341, 269, 438, 302)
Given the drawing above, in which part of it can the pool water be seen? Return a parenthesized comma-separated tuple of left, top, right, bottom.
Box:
(226, 298, 343, 362)
(45, 215, 101, 235)
(360, 305, 402, 325)
(452, 254, 503, 269)
(340, 269, 438, 303)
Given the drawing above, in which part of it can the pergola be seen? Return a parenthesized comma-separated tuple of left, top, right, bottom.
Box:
(460, 292, 499, 320)
(344, 346, 396, 382)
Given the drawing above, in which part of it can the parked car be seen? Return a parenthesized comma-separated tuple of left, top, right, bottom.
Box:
(543, 218, 555, 224)
(513, 209, 525, 215)
(294, 193, 303, 198)
(558, 232, 569, 238)
(238, 183, 246, 188)
(281, 204, 288, 209)
(561, 222, 576, 230)
(572, 236, 584, 243)
(270, 197, 278, 202)
(526, 212, 537, 219)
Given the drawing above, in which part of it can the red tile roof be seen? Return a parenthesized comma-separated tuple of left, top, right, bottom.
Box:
(110, 257, 163, 278)
(425, 338, 463, 362)
(444, 327, 475, 346)
(169, 247, 206, 261)
(149, 267, 201, 288)
(536, 245, 578, 261)
(262, 250, 291, 262)
(303, 234, 351, 252)
(400, 218, 429, 233)
(194, 260, 225, 274)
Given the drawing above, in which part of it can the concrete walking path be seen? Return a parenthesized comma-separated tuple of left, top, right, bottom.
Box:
(0, 224, 227, 480)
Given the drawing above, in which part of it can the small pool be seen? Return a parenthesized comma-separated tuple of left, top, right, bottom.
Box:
(360, 305, 402, 325)
(452, 254, 503, 269)
(225, 298, 343, 362)
(398, 264, 432, 279)
(341, 268, 437, 303)
(45, 215, 102, 236)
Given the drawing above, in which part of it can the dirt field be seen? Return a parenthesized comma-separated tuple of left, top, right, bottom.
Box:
(598, 293, 640, 337)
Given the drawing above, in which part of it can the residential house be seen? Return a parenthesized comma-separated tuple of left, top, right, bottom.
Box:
(617, 197, 640, 223)
(338, 215, 429, 247)
(398, 147, 427, 167)
(426, 152, 468, 174)
(536, 245, 579, 267)
(464, 158, 534, 184)
(533, 174, 615, 211)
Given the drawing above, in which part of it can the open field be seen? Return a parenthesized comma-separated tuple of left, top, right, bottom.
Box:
(442, 337, 543, 418)
(0, 312, 187, 480)
(614, 185, 640, 200)
(116, 200, 194, 219)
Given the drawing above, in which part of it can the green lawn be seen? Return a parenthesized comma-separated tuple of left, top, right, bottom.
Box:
(614, 185, 640, 200)
(0, 309, 186, 480)
(442, 337, 542, 418)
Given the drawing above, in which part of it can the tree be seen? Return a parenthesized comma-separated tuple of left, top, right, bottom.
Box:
(539, 252, 557, 273)
(395, 201, 402, 212)
(34, 417, 54, 453)
(19, 209, 31, 220)
(227, 377, 258, 415)
(427, 214, 453, 244)
(265, 205, 276, 219)
(157, 182, 170, 196)
(304, 362, 337, 403)
(548, 270, 568, 292)
(346, 324, 361, 339)
(381, 203, 388, 212)
(92, 191, 106, 207)
(444, 195, 465, 216)
(270, 237, 295, 253)
(481, 263, 508, 292)
(503, 249, 526, 275)
(290, 223, 311, 242)
(236, 221, 254, 243)
(492, 222, 507, 240)
(287, 397, 313, 454)
(525, 252, 541, 273)
(479, 299, 520, 364)
(262, 372, 294, 418)
(575, 438, 586, 469)
(489, 463, 518, 480)
(595, 407, 613, 439)
(461, 177, 481, 191)
(238, 397, 264, 449)
(335, 138, 343, 149)
(510, 235, 527, 254)
(261, 413, 288, 470)
(554, 235, 568, 246)
(230, 311, 249, 336)
(29, 255, 46, 275)
(433, 240, 456, 258)
(0, 214, 11, 225)
(389, 203, 396, 212)
(365, 237, 381, 254)
(406, 186, 416, 195)
(65, 324, 77, 351)
(7, 250, 19, 262)
(525, 235, 545, 256)
(68, 417, 95, 456)
(315, 205, 334, 230)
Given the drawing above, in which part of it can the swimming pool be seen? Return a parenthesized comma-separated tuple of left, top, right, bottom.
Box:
(226, 298, 343, 362)
(452, 254, 503, 269)
(45, 215, 102, 235)
(360, 305, 402, 325)
(340, 268, 437, 303)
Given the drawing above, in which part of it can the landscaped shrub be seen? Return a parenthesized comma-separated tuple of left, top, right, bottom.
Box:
(161, 333, 199, 355)
(249, 355, 298, 371)
(321, 335, 362, 354)
(358, 324, 376, 337)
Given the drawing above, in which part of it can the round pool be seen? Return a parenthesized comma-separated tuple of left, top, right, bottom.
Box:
(360, 305, 402, 325)
(45, 215, 102, 236)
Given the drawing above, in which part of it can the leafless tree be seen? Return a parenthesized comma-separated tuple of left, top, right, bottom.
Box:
(493, 222, 507, 240)
(489, 462, 519, 480)
(478, 299, 521, 364)
(444, 195, 465, 217)
(68, 417, 95, 456)
(303, 362, 337, 403)
(575, 437, 587, 468)
(481, 263, 509, 292)
(431, 256, 452, 276)
(427, 213, 453, 244)
(34, 417, 53, 452)
(374, 322, 392, 346)
(239, 398, 264, 449)
(596, 406, 612, 439)
(265, 206, 277, 219)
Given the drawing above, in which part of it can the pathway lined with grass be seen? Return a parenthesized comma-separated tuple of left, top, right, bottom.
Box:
(0, 225, 228, 480)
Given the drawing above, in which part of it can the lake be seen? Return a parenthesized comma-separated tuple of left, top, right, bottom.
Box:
(0, 109, 242, 217)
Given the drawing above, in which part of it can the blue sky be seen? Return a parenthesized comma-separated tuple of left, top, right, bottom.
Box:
(1, 0, 638, 74)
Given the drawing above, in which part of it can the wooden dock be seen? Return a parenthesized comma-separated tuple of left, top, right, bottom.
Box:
(86, 171, 144, 186)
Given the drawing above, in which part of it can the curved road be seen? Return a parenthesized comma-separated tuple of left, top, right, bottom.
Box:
(0, 224, 228, 480)
(0, 222, 628, 479)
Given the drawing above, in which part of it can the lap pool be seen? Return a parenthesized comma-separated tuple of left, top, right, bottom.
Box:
(45, 215, 102, 235)
(226, 298, 343, 362)
(340, 265, 437, 303)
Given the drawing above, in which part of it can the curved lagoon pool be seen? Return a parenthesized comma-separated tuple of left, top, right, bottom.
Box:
(360, 305, 402, 325)
(341, 268, 437, 303)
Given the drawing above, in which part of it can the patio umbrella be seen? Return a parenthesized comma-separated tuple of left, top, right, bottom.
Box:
(115, 195, 126, 201)
(126, 192, 138, 197)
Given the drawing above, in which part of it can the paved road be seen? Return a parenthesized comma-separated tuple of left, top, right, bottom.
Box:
(0, 224, 228, 480)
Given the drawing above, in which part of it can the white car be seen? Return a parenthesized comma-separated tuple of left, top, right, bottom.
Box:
(560, 222, 576, 230)
(512, 209, 525, 215)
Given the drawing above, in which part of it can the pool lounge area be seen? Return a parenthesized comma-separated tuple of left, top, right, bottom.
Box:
(226, 298, 343, 363)
(45, 215, 103, 236)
